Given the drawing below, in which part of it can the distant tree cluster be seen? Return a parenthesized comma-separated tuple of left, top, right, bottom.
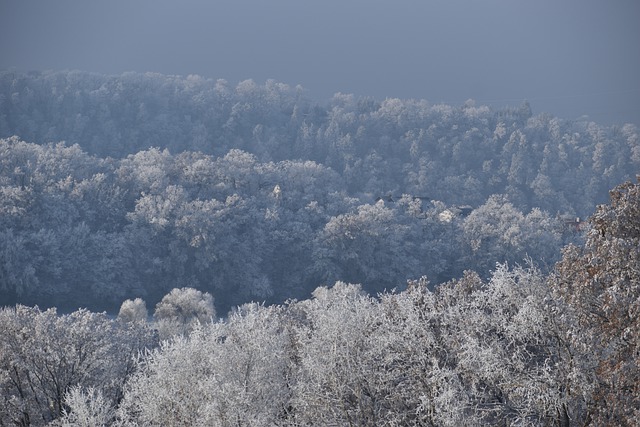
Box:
(1, 180, 638, 426)
(1, 70, 639, 312)
(1, 136, 571, 313)
(1, 70, 638, 217)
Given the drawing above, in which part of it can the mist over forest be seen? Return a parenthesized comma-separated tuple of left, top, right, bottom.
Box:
(0, 70, 639, 426)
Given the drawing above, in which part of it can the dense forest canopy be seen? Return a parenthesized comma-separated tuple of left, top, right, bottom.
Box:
(1, 179, 639, 426)
(1, 69, 639, 425)
(1, 70, 639, 314)
(2, 70, 638, 214)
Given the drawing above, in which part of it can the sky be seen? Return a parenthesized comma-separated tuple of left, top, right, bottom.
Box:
(1, 0, 639, 126)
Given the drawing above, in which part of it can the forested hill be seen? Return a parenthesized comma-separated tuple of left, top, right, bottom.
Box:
(2, 70, 638, 217)
(0, 70, 639, 313)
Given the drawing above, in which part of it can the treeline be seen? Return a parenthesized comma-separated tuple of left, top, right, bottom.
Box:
(1, 180, 638, 426)
(1, 70, 638, 218)
(2, 136, 572, 312)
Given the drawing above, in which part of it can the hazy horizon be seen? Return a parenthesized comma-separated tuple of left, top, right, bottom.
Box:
(1, 0, 639, 126)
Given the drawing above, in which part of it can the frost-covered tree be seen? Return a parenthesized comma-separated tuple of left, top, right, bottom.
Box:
(551, 179, 640, 426)
(287, 282, 384, 426)
(314, 200, 419, 293)
(54, 386, 114, 427)
(117, 298, 148, 324)
(153, 287, 216, 339)
(0, 306, 154, 426)
(460, 195, 562, 277)
(435, 266, 580, 426)
(117, 303, 293, 426)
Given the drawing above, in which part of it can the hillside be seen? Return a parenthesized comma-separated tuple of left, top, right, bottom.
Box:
(0, 70, 639, 313)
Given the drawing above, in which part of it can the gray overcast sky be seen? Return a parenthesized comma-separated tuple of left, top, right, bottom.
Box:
(1, 0, 639, 126)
